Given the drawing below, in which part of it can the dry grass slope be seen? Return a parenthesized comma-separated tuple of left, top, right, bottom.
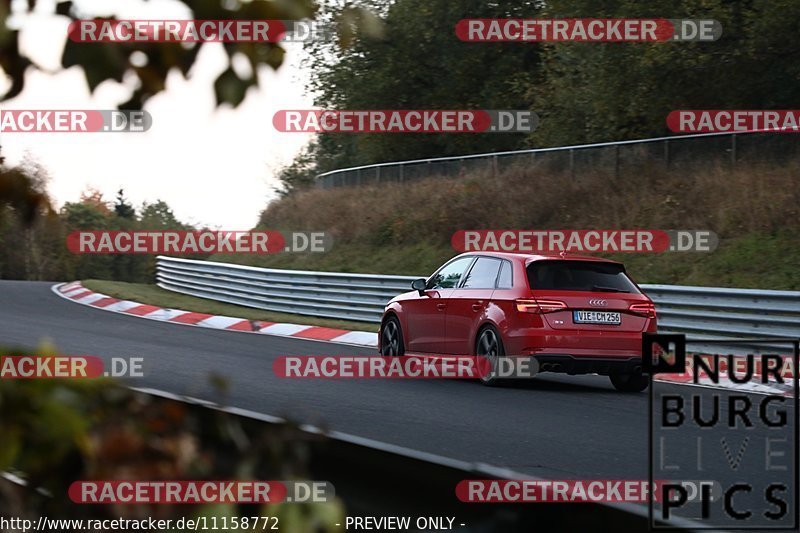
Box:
(215, 160, 800, 289)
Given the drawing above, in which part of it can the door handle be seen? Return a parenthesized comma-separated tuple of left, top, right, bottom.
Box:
(471, 301, 484, 312)
(436, 303, 446, 311)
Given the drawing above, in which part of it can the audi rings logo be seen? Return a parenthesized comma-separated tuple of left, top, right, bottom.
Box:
(589, 299, 608, 307)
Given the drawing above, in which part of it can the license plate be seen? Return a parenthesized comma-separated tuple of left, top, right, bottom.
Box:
(573, 310, 621, 325)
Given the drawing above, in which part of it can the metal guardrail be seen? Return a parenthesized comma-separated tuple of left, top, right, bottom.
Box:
(156, 256, 411, 323)
(315, 130, 800, 188)
(642, 285, 800, 354)
(156, 256, 800, 353)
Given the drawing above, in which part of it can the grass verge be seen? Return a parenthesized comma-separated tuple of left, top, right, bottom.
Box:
(212, 231, 800, 290)
(224, 159, 800, 289)
(81, 279, 377, 332)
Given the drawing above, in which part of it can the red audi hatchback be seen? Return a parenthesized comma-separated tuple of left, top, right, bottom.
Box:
(379, 252, 657, 391)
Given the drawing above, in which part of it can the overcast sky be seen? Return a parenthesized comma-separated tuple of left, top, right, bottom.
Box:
(1, 0, 315, 229)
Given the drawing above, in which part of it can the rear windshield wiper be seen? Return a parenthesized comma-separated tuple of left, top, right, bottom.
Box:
(591, 285, 629, 293)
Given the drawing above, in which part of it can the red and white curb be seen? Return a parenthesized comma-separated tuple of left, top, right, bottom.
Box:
(52, 282, 379, 348)
(52, 282, 794, 396)
(655, 366, 794, 397)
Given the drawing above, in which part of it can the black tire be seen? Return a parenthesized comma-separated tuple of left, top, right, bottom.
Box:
(476, 326, 505, 387)
(380, 316, 405, 356)
(610, 372, 650, 392)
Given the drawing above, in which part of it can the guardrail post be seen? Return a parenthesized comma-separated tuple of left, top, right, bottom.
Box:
(731, 133, 737, 166)
(376, 166, 381, 185)
(613, 145, 619, 179)
(664, 140, 670, 169)
(569, 149, 575, 178)
(399, 164, 404, 183)
(492, 155, 498, 177)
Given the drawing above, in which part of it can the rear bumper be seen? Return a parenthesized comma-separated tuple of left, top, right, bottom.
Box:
(504, 326, 648, 358)
(533, 354, 644, 376)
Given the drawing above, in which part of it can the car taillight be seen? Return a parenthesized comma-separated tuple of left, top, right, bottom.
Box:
(515, 299, 567, 314)
(629, 302, 657, 318)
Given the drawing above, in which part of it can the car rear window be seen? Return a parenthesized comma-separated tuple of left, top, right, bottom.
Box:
(526, 260, 640, 293)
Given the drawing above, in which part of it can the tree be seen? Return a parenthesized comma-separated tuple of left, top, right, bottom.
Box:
(280, 0, 800, 188)
(0, 155, 57, 279)
(302, 0, 541, 175)
(77, 188, 110, 214)
(61, 198, 114, 280)
(275, 140, 322, 194)
(528, 0, 800, 145)
(113, 189, 136, 219)
(1, 0, 380, 109)
(0, 164, 51, 225)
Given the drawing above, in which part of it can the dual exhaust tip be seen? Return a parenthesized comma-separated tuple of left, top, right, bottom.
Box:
(540, 363, 563, 372)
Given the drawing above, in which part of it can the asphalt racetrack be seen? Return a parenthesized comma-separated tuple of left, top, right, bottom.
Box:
(1, 280, 795, 523)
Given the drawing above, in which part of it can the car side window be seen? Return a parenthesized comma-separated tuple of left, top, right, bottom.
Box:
(427, 257, 474, 289)
(461, 257, 502, 289)
(496, 260, 513, 289)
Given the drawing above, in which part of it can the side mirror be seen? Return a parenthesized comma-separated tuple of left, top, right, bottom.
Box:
(411, 278, 427, 295)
